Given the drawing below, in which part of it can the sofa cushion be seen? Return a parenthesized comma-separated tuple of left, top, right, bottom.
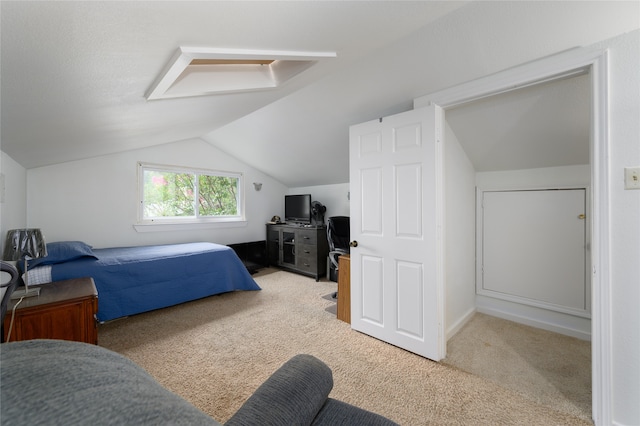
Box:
(1, 339, 220, 426)
(312, 398, 399, 425)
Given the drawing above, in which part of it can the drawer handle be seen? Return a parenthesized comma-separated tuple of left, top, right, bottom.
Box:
(303, 250, 310, 254)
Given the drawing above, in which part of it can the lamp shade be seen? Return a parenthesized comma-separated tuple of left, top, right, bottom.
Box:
(3, 229, 48, 261)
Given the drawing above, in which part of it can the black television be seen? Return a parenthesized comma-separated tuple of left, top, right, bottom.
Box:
(285, 194, 312, 224)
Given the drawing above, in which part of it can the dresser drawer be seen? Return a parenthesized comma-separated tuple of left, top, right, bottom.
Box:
(297, 245, 316, 257)
(296, 230, 318, 245)
(297, 254, 318, 272)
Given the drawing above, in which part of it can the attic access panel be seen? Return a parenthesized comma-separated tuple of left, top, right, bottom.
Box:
(146, 47, 336, 100)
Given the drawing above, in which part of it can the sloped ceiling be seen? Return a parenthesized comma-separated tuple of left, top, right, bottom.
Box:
(446, 73, 591, 172)
(0, 1, 465, 172)
(1, 1, 638, 187)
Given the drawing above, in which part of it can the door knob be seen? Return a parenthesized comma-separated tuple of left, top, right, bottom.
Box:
(349, 240, 358, 248)
(578, 214, 586, 220)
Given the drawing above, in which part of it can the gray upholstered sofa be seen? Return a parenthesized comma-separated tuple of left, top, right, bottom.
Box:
(1, 339, 397, 425)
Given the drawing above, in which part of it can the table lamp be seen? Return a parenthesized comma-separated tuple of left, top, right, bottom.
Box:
(3, 229, 47, 299)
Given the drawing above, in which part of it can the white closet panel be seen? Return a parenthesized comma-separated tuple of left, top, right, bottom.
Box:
(479, 188, 588, 315)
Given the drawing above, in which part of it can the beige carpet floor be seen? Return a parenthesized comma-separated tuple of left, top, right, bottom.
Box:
(443, 313, 591, 422)
(98, 268, 592, 425)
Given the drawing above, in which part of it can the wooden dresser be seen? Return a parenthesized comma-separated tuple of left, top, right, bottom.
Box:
(266, 224, 329, 281)
(3, 277, 98, 344)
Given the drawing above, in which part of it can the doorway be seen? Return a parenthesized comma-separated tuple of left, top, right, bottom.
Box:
(443, 71, 592, 420)
(455, 72, 592, 337)
(413, 47, 610, 423)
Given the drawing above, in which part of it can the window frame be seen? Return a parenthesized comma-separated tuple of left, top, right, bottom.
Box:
(136, 162, 245, 227)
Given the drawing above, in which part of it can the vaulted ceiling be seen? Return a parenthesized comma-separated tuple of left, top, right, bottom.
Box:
(1, 1, 638, 187)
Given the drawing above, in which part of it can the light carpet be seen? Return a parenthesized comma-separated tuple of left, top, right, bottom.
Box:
(443, 313, 591, 422)
(98, 269, 592, 425)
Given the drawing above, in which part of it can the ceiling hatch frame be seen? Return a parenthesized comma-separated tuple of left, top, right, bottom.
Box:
(145, 47, 336, 100)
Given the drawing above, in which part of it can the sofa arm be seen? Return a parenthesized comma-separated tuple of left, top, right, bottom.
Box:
(225, 354, 333, 426)
(312, 398, 399, 426)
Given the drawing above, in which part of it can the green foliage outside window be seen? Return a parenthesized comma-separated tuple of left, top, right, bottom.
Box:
(142, 166, 240, 220)
(197, 175, 238, 216)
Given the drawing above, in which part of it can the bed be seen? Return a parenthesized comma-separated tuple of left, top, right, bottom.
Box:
(23, 241, 261, 322)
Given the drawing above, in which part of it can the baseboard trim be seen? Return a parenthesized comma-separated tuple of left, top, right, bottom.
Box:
(476, 305, 591, 341)
(446, 308, 476, 341)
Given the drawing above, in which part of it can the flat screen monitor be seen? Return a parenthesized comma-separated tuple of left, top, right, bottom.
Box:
(285, 194, 312, 224)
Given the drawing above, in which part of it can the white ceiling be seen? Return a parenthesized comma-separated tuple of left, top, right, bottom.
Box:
(1, 1, 638, 187)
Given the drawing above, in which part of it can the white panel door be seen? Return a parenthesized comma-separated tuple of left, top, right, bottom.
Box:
(480, 189, 588, 314)
(349, 105, 445, 361)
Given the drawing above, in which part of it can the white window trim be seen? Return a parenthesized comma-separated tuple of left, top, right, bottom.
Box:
(133, 220, 247, 233)
(135, 162, 246, 232)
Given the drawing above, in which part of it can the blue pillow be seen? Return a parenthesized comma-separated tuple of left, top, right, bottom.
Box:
(27, 241, 98, 269)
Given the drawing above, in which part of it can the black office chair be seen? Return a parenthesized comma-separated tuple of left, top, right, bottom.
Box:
(1, 261, 20, 343)
(327, 216, 350, 283)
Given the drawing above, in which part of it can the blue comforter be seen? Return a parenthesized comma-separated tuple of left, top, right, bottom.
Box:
(51, 242, 260, 322)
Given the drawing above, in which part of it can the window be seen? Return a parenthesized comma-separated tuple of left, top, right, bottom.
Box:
(138, 162, 243, 224)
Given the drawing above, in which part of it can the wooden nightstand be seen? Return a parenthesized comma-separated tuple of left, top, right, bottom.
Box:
(3, 277, 98, 344)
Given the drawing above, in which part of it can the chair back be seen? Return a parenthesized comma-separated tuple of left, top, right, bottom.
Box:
(327, 216, 350, 253)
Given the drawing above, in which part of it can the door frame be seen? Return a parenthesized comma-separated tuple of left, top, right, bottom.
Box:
(414, 47, 610, 424)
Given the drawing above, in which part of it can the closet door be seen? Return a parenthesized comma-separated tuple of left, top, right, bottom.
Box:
(349, 105, 445, 361)
(479, 188, 589, 315)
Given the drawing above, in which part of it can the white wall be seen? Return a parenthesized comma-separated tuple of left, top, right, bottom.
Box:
(443, 122, 476, 339)
(0, 151, 27, 254)
(596, 30, 640, 425)
(27, 138, 288, 248)
(289, 183, 350, 224)
(476, 165, 591, 189)
(0, 151, 27, 301)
